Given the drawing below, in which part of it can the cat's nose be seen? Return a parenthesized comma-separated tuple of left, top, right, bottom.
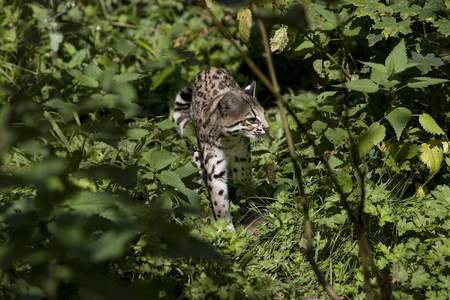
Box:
(263, 126, 270, 132)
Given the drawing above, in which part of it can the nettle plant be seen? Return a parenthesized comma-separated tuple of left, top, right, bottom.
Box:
(336, 39, 448, 176)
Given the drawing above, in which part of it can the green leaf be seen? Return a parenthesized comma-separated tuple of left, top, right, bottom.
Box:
(360, 61, 387, 73)
(407, 77, 448, 88)
(385, 39, 407, 74)
(372, 17, 412, 39)
(359, 122, 386, 158)
(419, 143, 444, 174)
(63, 191, 115, 217)
(85, 61, 103, 79)
(270, 25, 289, 54)
(149, 149, 178, 171)
(410, 53, 444, 74)
(312, 3, 338, 30)
(335, 79, 379, 93)
(68, 49, 88, 68)
(324, 128, 347, 147)
(66, 69, 99, 88)
(411, 266, 430, 288)
(386, 107, 412, 140)
(155, 119, 177, 130)
(435, 18, 450, 37)
(419, 113, 446, 136)
(237, 8, 252, 48)
(112, 73, 143, 84)
(126, 128, 149, 140)
(370, 69, 400, 89)
(156, 171, 200, 207)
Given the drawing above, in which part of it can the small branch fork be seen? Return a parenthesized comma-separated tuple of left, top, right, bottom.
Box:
(199, 1, 392, 299)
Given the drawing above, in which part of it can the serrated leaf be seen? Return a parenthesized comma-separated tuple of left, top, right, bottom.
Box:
(360, 61, 387, 73)
(324, 128, 346, 146)
(113, 73, 143, 84)
(419, 113, 446, 136)
(270, 25, 289, 54)
(313, 59, 323, 74)
(335, 79, 379, 93)
(64, 191, 114, 217)
(359, 122, 386, 158)
(411, 266, 430, 288)
(312, 3, 338, 30)
(155, 119, 176, 130)
(149, 149, 178, 171)
(385, 39, 407, 74)
(373, 17, 412, 39)
(420, 143, 444, 174)
(156, 170, 200, 207)
(85, 61, 103, 79)
(237, 8, 252, 48)
(407, 77, 448, 88)
(370, 69, 400, 89)
(126, 128, 149, 140)
(386, 107, 412, 140)
(317, 91, 337, 103)
(435, 18, 450, 37)
(66, 69, 99, 88)
(410, 53, 444, 74)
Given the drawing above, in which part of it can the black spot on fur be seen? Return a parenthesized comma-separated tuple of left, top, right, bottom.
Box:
(219, 189, 224, 196)
(213, 171, 226, 179)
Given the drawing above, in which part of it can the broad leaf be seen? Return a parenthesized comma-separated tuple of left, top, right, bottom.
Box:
(156, 171, 200, 207)
(149, 149, 178, 171)
(360, 61, 387, 73)
(237, 8, 252, 48)
(335, 79, 379, 93)
(419, 113, 446, 136)
(359, 122, 386, 158)
(66, 69, 99, 88)
(386, 107, 412, 140)
(407, 77, 448, 88)
(410, 53, 444, 74)
(270, 25, 289, 54)
(385, 39, 407, 74)
(419, 143, 444, 174)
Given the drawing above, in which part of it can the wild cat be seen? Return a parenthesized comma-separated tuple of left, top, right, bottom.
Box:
(173, 67, 269, 230)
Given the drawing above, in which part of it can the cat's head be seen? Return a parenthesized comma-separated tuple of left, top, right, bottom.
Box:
(218, 82, 270, 138)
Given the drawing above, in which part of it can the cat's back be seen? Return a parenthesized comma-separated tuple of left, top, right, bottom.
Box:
(192, 67, 240, 109)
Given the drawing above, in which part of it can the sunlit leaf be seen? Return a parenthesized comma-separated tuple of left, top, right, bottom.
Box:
(237, 8, 252, 48)
(419, 113, 446, 136)
(386, 107, 412, 140)
(419, 143, 444, 174)
(359, 122, 386, 158)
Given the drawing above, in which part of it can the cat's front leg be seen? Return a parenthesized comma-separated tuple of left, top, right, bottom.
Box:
(203, 147, 235, 231)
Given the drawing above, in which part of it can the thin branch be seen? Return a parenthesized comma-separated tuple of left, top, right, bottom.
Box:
(253, 4, 341, 300)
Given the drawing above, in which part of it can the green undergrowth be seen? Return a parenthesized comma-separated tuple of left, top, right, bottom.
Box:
(0, 0, 449, 299)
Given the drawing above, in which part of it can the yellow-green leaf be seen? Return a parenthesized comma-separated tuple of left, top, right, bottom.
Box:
(419, 143, 443, 174)
(237, 8, 252, 48)
(419, 113, 446, 136)
(359, 122, 386, 158)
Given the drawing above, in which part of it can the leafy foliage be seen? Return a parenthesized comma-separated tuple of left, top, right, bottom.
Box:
(0, 0, 449, 299)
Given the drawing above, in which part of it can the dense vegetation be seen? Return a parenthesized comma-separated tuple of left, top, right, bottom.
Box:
(0, 0, 448, 299)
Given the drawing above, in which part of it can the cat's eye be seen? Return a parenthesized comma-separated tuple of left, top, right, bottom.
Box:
(247, 118, 260, 125)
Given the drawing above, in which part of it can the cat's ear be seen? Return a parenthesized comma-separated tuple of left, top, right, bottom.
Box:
(218, 92, 240, 117)
(243, 81, 256, 97)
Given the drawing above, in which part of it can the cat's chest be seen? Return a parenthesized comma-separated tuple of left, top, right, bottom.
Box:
(220, 136, 249, 156)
